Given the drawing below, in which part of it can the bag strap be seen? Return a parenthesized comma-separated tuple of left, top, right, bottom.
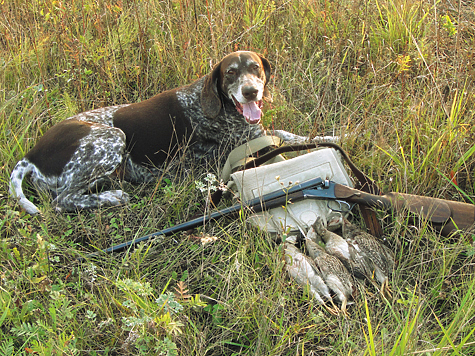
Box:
(241, 141, 383, 237)
(244, 142, 381, 195)
(213, 138, 384, 237)
(221, 135, 282, 183)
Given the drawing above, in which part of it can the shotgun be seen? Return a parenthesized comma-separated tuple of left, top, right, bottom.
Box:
(79, 177, 474, 261)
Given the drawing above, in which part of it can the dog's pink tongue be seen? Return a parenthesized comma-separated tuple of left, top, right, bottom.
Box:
(242, 102, 261, 124)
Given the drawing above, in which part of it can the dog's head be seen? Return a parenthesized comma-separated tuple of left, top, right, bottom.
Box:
(201, 51, 271, 124)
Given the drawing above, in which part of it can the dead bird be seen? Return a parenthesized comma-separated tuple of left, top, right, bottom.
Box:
(341, 218, 395, 296)
(284, 236, 338, 314)
(304, 231, 355, 314)
(311, 216, 373, 283)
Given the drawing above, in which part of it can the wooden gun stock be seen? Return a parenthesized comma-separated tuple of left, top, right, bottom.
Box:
(334, 184, 475, 236)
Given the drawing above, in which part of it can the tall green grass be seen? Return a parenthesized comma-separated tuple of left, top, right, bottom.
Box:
(1, 0, 474, 354)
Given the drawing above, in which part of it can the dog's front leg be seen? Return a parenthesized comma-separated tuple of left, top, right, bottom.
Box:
(269, 130, 340, 145)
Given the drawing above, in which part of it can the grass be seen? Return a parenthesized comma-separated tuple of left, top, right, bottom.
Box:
(1, 0, 475, 354)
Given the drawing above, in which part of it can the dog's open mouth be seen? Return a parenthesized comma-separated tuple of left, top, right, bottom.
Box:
(232, 96, 263, 124)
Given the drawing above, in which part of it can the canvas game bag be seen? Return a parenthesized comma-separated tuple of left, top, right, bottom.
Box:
(224, 137, 353, 233)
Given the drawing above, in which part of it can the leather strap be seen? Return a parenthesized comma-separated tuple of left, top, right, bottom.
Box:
(245, 142, 381, 194)
(242, 141, 383, 237)
(221, 135, 283, 183)
(213, 138, 384, 237)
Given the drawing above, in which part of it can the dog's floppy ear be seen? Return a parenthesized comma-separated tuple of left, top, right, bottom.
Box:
(201, 62, 222, 118)
(259, 54, 273, 103)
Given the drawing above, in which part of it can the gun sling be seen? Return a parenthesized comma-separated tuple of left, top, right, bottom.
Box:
(211, 140, 384, 237)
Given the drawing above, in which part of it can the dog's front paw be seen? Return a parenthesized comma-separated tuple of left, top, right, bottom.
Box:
(311, 135, 341, 144)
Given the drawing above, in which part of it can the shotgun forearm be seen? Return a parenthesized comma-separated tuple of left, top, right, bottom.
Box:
(333, 183, 475, 236)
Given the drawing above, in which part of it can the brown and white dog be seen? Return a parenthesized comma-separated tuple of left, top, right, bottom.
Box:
(10, 51, 338, 214)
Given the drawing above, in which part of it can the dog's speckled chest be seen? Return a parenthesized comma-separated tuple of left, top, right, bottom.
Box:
(176, 77, 265, 164)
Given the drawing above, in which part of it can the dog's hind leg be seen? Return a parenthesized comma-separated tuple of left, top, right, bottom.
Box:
(53, 188, 129, 212)
(52, 124, 129, 212)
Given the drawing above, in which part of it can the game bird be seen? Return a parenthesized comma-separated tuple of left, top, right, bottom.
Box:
(284, 236, 338, 314)
(305, 230, 355, 314)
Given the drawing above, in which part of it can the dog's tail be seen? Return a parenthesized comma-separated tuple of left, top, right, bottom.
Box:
(10, 158, 41, 215)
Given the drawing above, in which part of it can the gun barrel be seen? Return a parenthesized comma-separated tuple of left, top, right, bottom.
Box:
(77, 178, 322, 261)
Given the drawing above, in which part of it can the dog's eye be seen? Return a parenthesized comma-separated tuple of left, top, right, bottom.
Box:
(252, 64, 260, 70)
(226, 69, 236, 75)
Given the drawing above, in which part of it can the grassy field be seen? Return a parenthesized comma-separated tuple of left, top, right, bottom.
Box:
(1, 0, 475, 354)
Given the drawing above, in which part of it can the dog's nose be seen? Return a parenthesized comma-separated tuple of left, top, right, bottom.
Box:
(242, 86, 258, 101)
